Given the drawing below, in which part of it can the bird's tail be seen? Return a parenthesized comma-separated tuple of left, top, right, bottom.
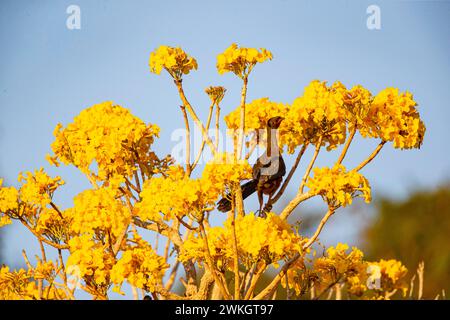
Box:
(217, 180, 258, 213)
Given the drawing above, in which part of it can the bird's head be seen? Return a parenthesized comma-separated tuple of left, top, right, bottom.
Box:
(267, 116, 285, 129)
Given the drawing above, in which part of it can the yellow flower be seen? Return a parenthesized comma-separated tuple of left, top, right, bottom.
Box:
(205, 86, 226, 104)
(18, 168, 64, 209)
(369, 259, 408, 296)
(0, 179, 18, 227)
(137, 156, 251, 222)
(136, 166, 207, 222)
(217, 43, 272, 78)
(111, 238, 168, 293)
(49, 101, 160, 182)
(149, 45, 198, 79)
(366, 88, 425, 149)
(201, 152, 253, 197)
(313, 243, 368, 297)
(67, 234, 115, 287)
(0, 264, 65, 300)
(66, 187, 130, 239)
(225, 97, 289, 134)
(180, 212, 303, 268)
(307, 165, 371, 207)
(282, 80, 347, 153)
(35, 207, 70, 242)
(0, 266, 34, 300)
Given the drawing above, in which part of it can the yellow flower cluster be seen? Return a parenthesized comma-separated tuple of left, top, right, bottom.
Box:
(216, 43, 272, 78)
(281, 80, 347, 153)
(307, 165, 371, 207)
(111, 238, 168, 294)
(225, 97, 288, 134)
(149, 45, 198, 79)
(18, 168, 64, 208)
(369, 259, 408, 295)
(67, 234, 115, 287)
(32, 260, 56, 280)
(0, 179, 18, 227)
(137, 155, 252, 222)
(35, 208, 69, 242)
(1, 170, 64, 227)
(0, 264, 65, 300)
(221, 80, 425, 154)
(281, 258, 314, 296)
(205, 86, 226, 104)
(136, 166, 212, 222)
(365, 88, 425, 149)
(0, 266, 37, 300)
(66, 187, 130, 239)
(180, 212, 302, 268)
(340, 83, 373, 133)
(313, 243, 368, 296)
(201, 153, 253, 196)
(233, 212, 302, 262)
(284, 243, 409, 299)
(48, 101, 160, 182)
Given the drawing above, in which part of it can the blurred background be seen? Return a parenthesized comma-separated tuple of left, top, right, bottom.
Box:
(0, 0, 449, 298)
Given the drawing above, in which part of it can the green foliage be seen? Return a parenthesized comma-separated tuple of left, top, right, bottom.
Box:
(364, 184, 450, 299)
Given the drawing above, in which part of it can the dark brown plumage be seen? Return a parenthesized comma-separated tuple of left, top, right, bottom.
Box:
(217, 116, 286, 215)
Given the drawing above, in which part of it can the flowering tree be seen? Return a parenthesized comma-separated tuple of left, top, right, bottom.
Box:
(0, 44, 426, 300)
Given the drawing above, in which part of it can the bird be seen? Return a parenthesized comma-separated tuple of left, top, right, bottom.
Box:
(217, 116, 286, 216)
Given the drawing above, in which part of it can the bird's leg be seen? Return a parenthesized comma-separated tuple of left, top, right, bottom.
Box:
(257, 190, 265, 217)
(263, 194, 274, 215)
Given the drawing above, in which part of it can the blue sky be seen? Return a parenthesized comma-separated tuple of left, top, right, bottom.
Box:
(0, 0, 449, 297)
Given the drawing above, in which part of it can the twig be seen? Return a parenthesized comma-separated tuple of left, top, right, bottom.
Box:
(409, 274, 416, 298)
(299, 136, 323, 194)
(164, 260, 179, 291)
(336, 125, 356, 165)
(215, 103, 221, 149)
(355, 140, 386, 172)
(279, 192, 314, 220)
(243, 263, 257, 297)
(244, 262, 267, 300)
(314, 277, 342, 300)
(335, 283, 342, 300)
(50, 202, 64, 220)
(165, 217, 195, 291)
(22, 250, 33, 269)
(417, 261, 424, 300)
(131, 286, 139, 300)
(176, 216, 198, 231)
(252, 257, 297, 300)
(231, 202, 240, 299)
(39, 240, 47, 262)
(125, 177, 140, 194)
(180, 105, 192, 176)
(199, 222, 231, 300)
(175, 80, 217, 156)
(236, 76, 248, 159)
(155, 233, 160, 254)
(162, 233, 172, 265)
(192, 101, 215, 171)
(302, 208, 335, 250)
(385, 289, 398, 300)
